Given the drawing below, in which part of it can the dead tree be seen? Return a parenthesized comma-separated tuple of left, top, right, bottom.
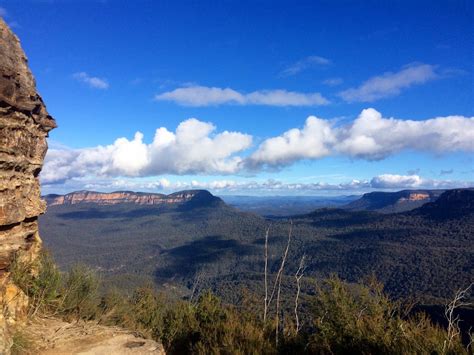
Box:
(273, 221, 293, 346)
(294, 254, 306, 334)
(190, 269, 204, 303)
(443, 283, 473, 354)
(263, 226, 270, 323)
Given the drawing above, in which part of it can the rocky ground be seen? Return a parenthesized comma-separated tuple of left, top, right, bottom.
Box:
(21, 317, 164, 354)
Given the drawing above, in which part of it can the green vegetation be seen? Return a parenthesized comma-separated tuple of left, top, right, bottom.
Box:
(11, 252, 99, 320)
(10, 330, 33, 355)
(11, 253, 473, 354)
(39, 201, 474, 304)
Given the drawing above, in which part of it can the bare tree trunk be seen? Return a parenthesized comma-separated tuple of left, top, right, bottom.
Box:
(269, 221, 293, 307)
(294, 254, 306, 334)
(190, 269, 203, 303)
(263, 226, 270, 323)
(274, 221, 293, 347)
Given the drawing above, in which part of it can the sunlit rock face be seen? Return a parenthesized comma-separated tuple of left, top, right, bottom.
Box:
(45, 190, 215, 206)
(0, 18, 56, 353)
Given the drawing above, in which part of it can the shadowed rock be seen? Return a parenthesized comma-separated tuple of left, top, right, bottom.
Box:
(0, 17, 56, 353)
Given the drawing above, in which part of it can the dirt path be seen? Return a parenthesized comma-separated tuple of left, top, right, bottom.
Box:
(23, 317, 165, 354)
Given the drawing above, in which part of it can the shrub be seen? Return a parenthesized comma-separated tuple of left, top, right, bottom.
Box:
(11, 251, 61, 316)
(59, 265, 99, 320)
(308, 275, 467, 354)
(161, 291, 275, 354)
(11, 252, 470, 354)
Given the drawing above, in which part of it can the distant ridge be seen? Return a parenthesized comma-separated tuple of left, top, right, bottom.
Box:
(343, 189, 446, 213)
(413, 188, 474, 219)
(44, 190, 224, 208)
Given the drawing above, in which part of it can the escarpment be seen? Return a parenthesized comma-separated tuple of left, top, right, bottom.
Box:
(0, 18, 56, 352)
(44, 189, 220, 206)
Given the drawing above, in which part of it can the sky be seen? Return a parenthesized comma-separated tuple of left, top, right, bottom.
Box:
(1, 0, 473, 196)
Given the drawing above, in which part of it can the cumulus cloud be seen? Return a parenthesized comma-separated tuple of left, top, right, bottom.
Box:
(249, 108, 474, 167)
(248, 116, 336, 167)
(280, 55, 331, 76)
(73, 72, 109, 89)
(42, 109, 474, 185)
(42, 119, 252, 184)
(339, 63, 439, 102)
(154, 85, 329, 106)
(370, 174, 423, 189)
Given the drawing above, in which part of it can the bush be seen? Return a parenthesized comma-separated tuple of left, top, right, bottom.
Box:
(308, 275, 466, 354)
(11, 253, 471, 354)
(161, 291, 274, 354)
(11, 252, 61, 316)
(11, 252, 99, 320)
(59, 265, 99, 320)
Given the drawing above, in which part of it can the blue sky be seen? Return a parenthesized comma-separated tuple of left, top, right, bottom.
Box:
(1, 0, 473, 195)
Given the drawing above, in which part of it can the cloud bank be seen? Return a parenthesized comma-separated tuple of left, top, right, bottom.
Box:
(154, 85, 330, 106)
(44, 174, 473, 196)
(42, 109, 474, 186)
(248, 108, 474, 167)
(42, 119, 251, 184)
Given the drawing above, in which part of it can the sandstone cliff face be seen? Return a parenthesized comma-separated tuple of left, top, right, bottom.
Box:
(45, 190, 214, 206)
(397, 192, 430, 203)
(0, 18, 56, 352)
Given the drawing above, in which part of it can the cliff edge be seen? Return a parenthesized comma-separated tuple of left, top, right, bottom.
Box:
(0, 17, 56, 353)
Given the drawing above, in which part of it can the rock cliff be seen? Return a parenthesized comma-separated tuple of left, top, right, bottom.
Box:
(44, 189, 219, 206)
(0, 18, 56, 352)
(343, 189, 445, 213)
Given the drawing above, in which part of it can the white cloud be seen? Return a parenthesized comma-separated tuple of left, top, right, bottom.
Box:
(370, 174, 423, 189)
(336, 108, 474, 160)
(42, 118, 252, 184)
(73, 72, 109, 89)
(43, 175, 472, 196)
(42, 110, 474, 185)
(322, 78, 343, 86)
(248, 116, 336, 167)
(249, 108, 474, 167)
(339, 63, 439, 102)
(154, 85, 329, 107)
(369, 174, 472, 190)
(280, 55, 331, 76)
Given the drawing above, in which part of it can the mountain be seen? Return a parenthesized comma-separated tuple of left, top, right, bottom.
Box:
(44, 189, 224, 208)
(343, 189, 445, 213)
(39, 188, 474, 305)
(413, 188, 474, 219)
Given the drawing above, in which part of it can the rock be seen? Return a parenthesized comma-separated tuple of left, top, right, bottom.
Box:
(0, 17, 56, 353)
(25, 317, 165, 354)
(44, 189, 223, 207)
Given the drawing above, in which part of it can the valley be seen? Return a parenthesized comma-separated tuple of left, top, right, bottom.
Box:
(39, 188, 474, 305)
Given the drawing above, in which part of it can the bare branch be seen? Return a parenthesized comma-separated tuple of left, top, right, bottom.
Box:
(466, 327, 473, 354)
(294, 254, 306, 334)
(443, 283, 473, 353)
